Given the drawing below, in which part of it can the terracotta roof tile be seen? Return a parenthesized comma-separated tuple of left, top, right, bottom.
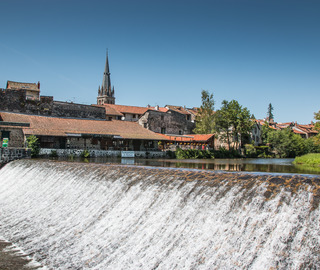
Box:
(0, 112, 164, 140)
(160, 134, 214, 142)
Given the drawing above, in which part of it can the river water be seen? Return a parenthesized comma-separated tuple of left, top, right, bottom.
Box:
(55, 157, 320, 175)
(0, 159, 320, 269)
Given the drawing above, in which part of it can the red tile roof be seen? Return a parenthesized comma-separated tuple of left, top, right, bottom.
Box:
(160, 134, 214, 142)
(0, 112, 164, 140)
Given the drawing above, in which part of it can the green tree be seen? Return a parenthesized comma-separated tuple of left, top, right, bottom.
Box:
(214, 100, 253, 151)
(193, 90, 215, 134)
(267, 103, 274, 122)
(266, 128, 307, 158)
(315, 110, 320, 131)
(27, 135, 40, 157)
(313, 110, 320, 147)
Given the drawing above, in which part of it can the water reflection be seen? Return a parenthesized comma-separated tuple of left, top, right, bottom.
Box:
(49, 157, 320, 175)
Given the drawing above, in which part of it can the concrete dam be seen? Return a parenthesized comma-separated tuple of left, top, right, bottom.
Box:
(0, 159, 319, 269)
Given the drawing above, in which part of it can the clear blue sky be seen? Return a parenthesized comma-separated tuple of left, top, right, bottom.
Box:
(1, 0, 319, 124)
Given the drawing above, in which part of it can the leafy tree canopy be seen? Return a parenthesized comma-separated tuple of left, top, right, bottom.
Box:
(193, 90, 215, 134)
(214, 99, 253, 150)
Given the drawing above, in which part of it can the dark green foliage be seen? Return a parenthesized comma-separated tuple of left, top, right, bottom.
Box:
(175, 148, 243, 159)
(81, 150, 90, 158)
(214, 100, 253, 151)
(194, 90, 215, 134)
(212, 147, 242, 158)
(267, 103, 274, 122)
(314, 110, 320, 131)
(50, 150, 58, 157)
(266, 128, 309, 158)
(244, 144, 272, 158)
(26, 135, 40, 157)
(176, 148, 214, 159)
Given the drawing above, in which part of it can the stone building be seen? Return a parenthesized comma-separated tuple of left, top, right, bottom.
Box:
(0, 112, 164, 151)
(97, 53, 115, 105)
(138, 107, 195, 135)
(6, 80, 40, 100)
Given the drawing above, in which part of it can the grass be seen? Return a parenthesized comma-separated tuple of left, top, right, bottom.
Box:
(293, 153, 320, 166)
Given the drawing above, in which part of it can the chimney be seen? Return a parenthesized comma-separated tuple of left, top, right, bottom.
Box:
(37, 81, 40, 90)
(155, 105, 159, 111)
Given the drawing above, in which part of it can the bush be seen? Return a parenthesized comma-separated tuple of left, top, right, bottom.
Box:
(80, 150, 90, 158)
(175, 148, 214, 159)
(212, 147, 242, 158)
(50, 150, 58, 157)
(26, 135, 40, 157)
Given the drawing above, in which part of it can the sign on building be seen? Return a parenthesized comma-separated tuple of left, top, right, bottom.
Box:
(2, 138, 9, 148)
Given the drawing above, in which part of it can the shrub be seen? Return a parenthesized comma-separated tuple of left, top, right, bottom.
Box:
(26, 135, 40, 157)
(81, 150, 90, 158)
(50, 150, 58, 157)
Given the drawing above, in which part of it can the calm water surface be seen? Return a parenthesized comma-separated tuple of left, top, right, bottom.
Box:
(50, 157, 320, 175)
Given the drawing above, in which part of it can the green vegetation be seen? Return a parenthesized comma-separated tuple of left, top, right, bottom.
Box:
(293, 153, 320, 166)
(26, 135, 40, 157)
(214, 100, 253, 151)
(193, 90, 215, 134)
(176, 148, 214, 159)
(81, 150, 90, 158)
(175, 148, 242, 159)
(267, 103, 274, 122)
(50, 150, 58, 157)
(261, 127, 320, 158)
(244, 144, 272, 158)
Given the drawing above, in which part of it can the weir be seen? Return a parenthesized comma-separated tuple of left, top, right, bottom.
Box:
(0, 159, 320, 269)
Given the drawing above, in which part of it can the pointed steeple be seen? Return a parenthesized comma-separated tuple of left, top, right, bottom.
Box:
(101, 50, 111, 95)
(97, 51, 116, 105)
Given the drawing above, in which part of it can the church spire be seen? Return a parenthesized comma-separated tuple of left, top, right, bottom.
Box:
(97, 51, 116, 105)
(101, 50, 111, 95)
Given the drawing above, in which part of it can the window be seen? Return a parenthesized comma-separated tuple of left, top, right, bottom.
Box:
(161, 127, 166, 134)
(161, 115, 164, 121)
(133, 114, 136, 118)
(179, 130, 182, 135)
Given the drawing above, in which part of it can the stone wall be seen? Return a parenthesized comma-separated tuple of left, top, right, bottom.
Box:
(0, 89, 106, 120)
(52, 101, 106, 119)
(0, 148, 31, 165)
(139, 110, 195, 135)
(39, 149, 166, 158)
(0, 128, 25, 148)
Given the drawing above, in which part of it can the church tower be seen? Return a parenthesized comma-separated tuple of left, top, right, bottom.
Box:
(97, 52, 115, 105)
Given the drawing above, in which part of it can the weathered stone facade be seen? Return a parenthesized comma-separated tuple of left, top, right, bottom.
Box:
(139, 109, 195, 135)
(0, 89, 106, 119)
(0, 127, 25, 148)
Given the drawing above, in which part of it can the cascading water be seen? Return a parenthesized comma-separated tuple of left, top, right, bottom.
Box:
(0, 159, 319, 269)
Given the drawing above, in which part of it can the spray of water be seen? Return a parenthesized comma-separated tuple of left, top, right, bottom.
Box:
(0, 160, 319, 269)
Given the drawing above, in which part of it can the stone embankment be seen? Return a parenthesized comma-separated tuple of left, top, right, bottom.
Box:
(0, 148, 31, 167)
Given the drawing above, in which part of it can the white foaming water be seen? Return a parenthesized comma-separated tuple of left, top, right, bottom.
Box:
(0, 159, 319, 269)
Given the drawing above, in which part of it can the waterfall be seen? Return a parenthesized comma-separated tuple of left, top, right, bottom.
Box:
(0, 159, 319, 269)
